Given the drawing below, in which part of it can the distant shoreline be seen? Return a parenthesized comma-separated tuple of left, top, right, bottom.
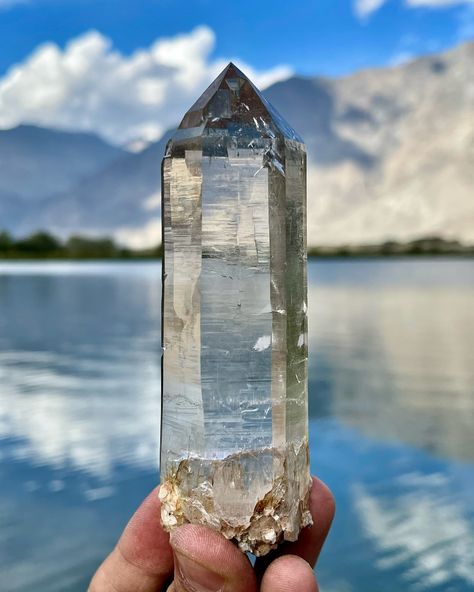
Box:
(1, 231, 473, 260)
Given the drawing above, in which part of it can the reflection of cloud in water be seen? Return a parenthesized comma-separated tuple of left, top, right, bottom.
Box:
(354, 478, 474, 588)
(307, 261, 474, 460)
(0, 350, 160, 476)
(1, 259, 473, 477)
(0, 261, 473, 592)
(0, 264, 162, 477)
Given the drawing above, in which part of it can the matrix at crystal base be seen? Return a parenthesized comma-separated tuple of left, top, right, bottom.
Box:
(159, 440, 312, 556)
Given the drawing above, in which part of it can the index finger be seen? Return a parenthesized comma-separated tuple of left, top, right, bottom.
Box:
(89, 486, 174, 591)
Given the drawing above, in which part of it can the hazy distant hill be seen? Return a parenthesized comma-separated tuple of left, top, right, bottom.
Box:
(0, 124, 126, 240)
(0, 125, 125, 202)
(1, 42, 473, 248)
(22, 131, 172, 243)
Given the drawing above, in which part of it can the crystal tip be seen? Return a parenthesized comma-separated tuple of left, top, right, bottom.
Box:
(175, 60, 303, 143)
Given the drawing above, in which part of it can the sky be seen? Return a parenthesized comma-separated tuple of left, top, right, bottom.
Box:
(0, 0, 472, 144)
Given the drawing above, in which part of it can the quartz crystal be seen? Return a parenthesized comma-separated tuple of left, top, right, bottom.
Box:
(159, 63, 312, 556)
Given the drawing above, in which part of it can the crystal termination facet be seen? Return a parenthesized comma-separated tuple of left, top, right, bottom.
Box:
(159, 63, 312, 556)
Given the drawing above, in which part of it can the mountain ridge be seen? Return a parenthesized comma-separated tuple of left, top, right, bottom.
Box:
(0, 124, 126, 201)
(0, 41, 472, 248)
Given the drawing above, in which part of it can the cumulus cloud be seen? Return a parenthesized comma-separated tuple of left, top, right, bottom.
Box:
(0, 26, 293, 145)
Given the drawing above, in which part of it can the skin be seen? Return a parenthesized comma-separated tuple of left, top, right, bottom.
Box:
(89, 476, 335, 592)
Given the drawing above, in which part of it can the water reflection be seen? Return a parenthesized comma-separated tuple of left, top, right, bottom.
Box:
(312, 418, 474, 592)
(0, 259, 473, 591)
(354, 480, 474, 588)
(308, 259, 474, 461)
(0, 264, 161, 477)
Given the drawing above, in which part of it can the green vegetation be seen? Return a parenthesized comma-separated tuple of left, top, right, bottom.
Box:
(1, 230, 472, 260)
(308, 237, 474, 258)
(0, 230, 162, 260)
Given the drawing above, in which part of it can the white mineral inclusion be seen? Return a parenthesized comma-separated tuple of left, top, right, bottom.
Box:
(159, 63, 312, 556)
(253, 335, 272, 352)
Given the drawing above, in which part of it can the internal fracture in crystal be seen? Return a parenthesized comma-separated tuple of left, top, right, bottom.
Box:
(159, 63, 311, 556)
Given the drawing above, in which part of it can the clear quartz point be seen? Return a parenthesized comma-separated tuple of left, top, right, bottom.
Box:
(159, 63, 312, 556)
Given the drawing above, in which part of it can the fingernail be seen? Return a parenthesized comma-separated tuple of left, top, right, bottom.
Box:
(173, 549, 225, 592)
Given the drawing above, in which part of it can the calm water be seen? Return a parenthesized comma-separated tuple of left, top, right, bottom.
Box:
(0, 259, 473, 591)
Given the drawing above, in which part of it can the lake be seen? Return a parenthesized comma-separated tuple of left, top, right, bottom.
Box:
(0, 259, 473, 591)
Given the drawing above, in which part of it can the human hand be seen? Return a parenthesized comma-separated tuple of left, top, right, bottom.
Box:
(89, 476, 335, 592)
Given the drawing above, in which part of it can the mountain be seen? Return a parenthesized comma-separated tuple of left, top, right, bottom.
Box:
(18, 131, 172, 244)
(265, 41, 474, 246)
(1, 42, 473, 248)
(0, 125, 126, 202)
(0, 125, 127, 238)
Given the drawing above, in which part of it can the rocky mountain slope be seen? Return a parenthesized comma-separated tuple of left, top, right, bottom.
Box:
(1, 42, 472, 248)
(266, 41, 474, 246)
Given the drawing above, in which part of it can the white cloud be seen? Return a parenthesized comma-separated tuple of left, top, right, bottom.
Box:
(116, 219, 162, 250)
(355, 0, 387, 18)
(354, 0, 474, 18)
(0, 26, 293, 145)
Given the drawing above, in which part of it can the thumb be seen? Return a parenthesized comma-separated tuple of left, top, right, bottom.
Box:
(168, 524, 257, 592)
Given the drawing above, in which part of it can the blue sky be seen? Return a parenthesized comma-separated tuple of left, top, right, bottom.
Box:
(0, 0, 472, 143)
(1, 0, 472, 76)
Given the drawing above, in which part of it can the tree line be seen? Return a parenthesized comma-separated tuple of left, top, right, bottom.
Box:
(0, 230, 162, 259)
(1, 230, 471, 260)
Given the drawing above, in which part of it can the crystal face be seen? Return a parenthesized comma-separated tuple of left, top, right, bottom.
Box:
(159, 63, 312, 556)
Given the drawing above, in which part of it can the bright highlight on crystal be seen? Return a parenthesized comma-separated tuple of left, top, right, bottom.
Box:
(159, 63, 312, 556)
